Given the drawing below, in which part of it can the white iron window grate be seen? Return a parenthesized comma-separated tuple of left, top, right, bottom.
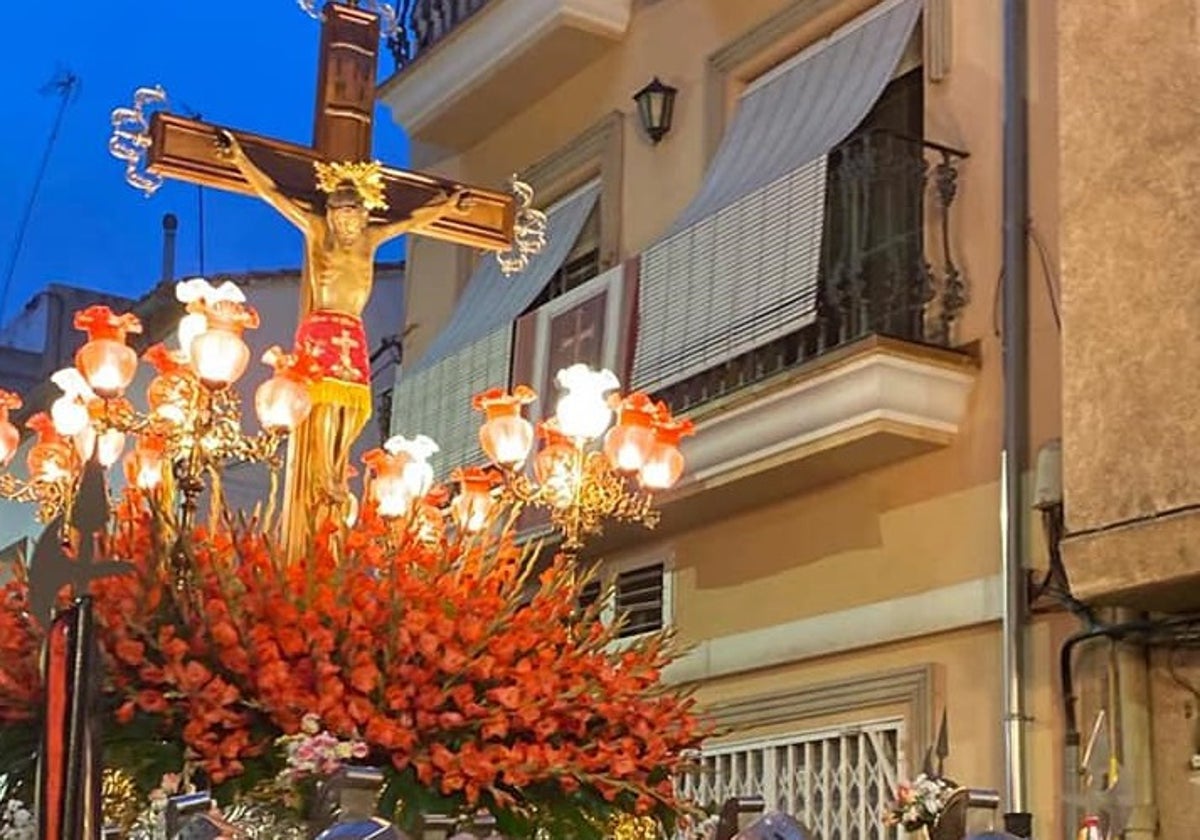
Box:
(679, 720, 902, 840)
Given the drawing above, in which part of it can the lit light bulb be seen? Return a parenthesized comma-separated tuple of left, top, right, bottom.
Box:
(365, 435, 440, 519)
(553, 364, 619, 441)
(191, 328, 251, 388)
(637, 414, 694, 491)
(96, 429, 126, 468)
(125, 446, 163, 491)
(49, 369, 95, 436)
(474, 386, 536, 468)
(50, 395, 90, 437)
(603, 393, 659, 473)
(177, 313, 208, 362)
(72, 306, 142, 397)
(450, 468, 497, 534)
(387, 434, 439, 501)
(0, 390, 20, 467)
(254, 347, 317, 433)
(0, 421, 16, 467)
(175, 278, 257, 388)
(638, 444, 685, 490)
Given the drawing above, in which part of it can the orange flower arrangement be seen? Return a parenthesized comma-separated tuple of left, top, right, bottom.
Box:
(0, 483, 706, 836)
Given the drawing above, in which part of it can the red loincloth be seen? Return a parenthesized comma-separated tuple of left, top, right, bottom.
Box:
(295, 309, 372, 414)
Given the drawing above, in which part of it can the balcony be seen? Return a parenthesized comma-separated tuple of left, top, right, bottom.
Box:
(632, 130, 977, 537)
(381, 0, 634, 149)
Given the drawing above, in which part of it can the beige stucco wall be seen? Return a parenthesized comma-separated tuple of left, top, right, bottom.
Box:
(401, 0, 1068, 673)
(1058, 0, 1200, 603)
(690, 616, 1072, 840)
(1148, 648, 1200, 835)
(388, 0, 1071, 831)
(1056, 2, 1200, 827)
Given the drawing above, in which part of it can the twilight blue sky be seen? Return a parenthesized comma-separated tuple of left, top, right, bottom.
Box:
(0, 1, 410, 322)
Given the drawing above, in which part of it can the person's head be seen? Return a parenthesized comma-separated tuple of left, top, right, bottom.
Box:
(325, 180, 369, 244)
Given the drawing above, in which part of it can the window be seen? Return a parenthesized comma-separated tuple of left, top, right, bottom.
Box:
(576, 556, 671, 640)
(541, 292, 608, 402)
(632, 0, 926, 410)
(527, 207, 602, 308)
(526, 264, 628, 421)
(614, 563, 666, 637)
(678, 721, 903, 840)
(820, 67, 926, 344)
(646, 68, 927, 414)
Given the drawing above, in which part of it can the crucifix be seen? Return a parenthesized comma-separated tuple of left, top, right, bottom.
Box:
(111, 2, 539, 557)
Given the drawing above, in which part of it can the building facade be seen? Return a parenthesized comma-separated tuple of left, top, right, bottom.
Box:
(0, 265, 404, 549)
(382, 0, 1196, 837)
(0, 285, 136, 398)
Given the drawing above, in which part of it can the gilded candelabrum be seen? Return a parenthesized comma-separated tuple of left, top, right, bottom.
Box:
(503, 442, 661, 551)
(358, 366, 691, 553)
(470, 365, 691, 551)
(0, 282, 320, 592)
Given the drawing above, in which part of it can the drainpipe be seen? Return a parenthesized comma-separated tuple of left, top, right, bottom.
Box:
(1111, 608, 1158, 840)
(1001, 0, 1031, 835)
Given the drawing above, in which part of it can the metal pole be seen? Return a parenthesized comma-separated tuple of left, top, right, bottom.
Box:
(1001, 0, 1031, 834)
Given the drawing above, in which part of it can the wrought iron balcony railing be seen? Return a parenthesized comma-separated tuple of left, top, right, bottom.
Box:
(653, 130, 968, 415)
(389, 0, 493, 68)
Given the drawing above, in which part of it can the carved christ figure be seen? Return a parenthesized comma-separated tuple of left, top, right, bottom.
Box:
(216, 129, 464, 515)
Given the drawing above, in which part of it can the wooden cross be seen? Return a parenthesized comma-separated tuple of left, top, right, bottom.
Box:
(114, 1, 524, 559)
(142, 2, 514, 257)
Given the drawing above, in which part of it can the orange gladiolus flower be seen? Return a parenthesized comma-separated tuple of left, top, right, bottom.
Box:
(0, 473, 708, 822)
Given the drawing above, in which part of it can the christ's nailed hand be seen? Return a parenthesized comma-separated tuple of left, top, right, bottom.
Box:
(214, 129, 244, 161)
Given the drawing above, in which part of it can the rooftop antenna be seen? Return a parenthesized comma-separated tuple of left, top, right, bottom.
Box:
(0, 66, 81, 324)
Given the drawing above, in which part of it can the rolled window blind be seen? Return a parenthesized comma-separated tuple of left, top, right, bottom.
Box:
(631, 0, 922, 394)
(390, 326, 511, 476)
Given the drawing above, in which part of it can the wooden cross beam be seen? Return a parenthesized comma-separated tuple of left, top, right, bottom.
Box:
(140, 2, 514, 253)
(111, 1, 530, 560)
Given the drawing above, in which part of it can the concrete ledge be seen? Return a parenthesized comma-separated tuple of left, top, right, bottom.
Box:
(678, 337, 977, 492)
(1062, 505, 1200, 611)
(380, 0, 632, 148)
(665, 575, 1002, 684)
(702, 664, 936, 754)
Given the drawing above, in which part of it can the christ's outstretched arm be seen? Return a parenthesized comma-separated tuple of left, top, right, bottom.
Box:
(216, 130, 313, 233)
(369, 188, 471, 247)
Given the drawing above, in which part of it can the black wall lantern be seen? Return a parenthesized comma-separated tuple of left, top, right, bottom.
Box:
(633, 77, 677, 144)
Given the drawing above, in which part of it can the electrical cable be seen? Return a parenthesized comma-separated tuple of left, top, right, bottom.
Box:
(1028, 219, 1061, 330)
(0, 69, 80, 324)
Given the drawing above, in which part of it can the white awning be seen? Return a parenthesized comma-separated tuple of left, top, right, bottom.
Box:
(670, 0, 922, 234)
(631, 0, 922, 394)
(413, 180, 601, 371)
